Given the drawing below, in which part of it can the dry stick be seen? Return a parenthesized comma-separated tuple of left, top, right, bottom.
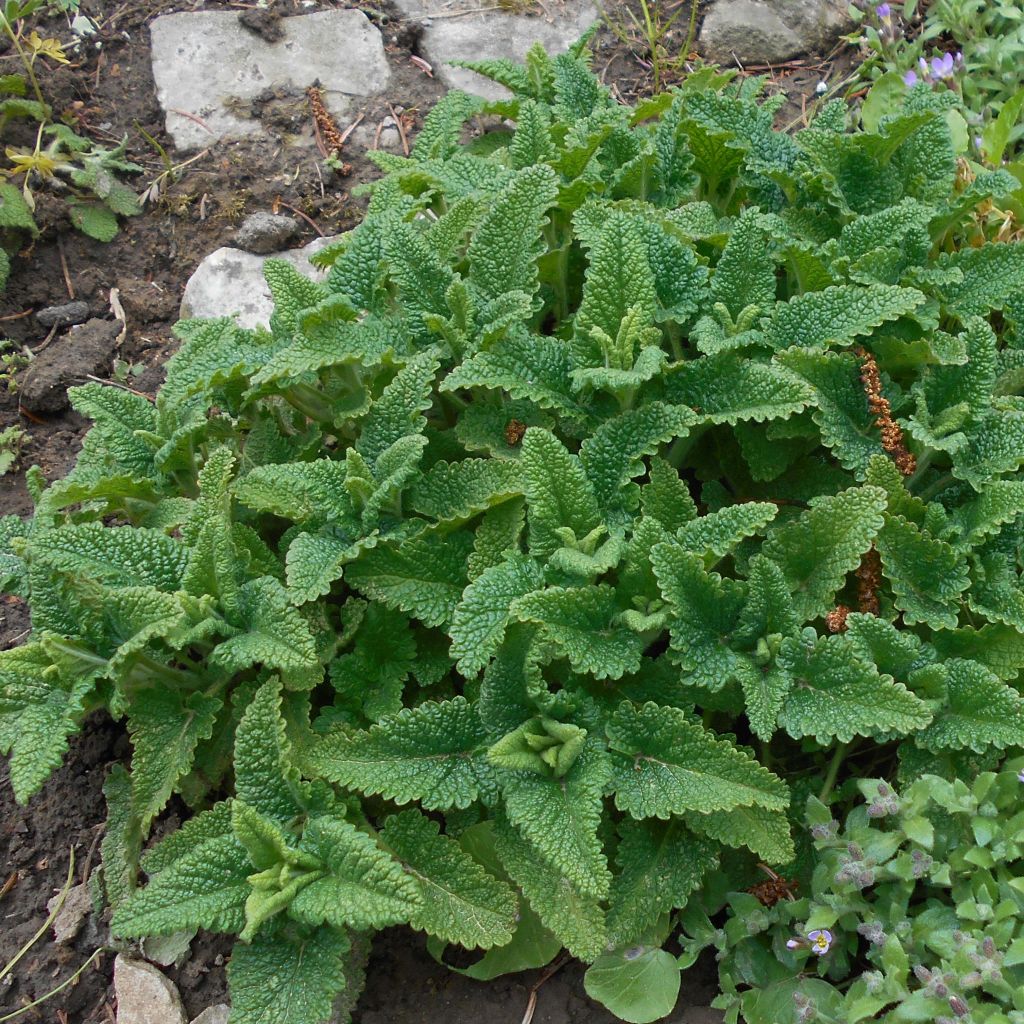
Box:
(32, 323, 59, 354)
(169, 108, 214, 134)
(521, 954, 570, 1024)
(56, 236, 75, 300)
(428, 5, 505, 17)
(388, 103, 410, 157)
(274, 199, 325, 237)
(0, 309, 33, 322)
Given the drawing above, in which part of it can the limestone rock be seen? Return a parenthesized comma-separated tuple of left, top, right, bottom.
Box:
(180, 235, 340, 329)
(114, 955, 187, 1024)
(699, 0, 853, 65)
(391, 0, 599, 99)
(190, 1006, 230, 1024)
(20, 318, 120, 414)
(149, 10, 389, 151)
(46, 882, 93, 945)
(234, 212, 300, 254)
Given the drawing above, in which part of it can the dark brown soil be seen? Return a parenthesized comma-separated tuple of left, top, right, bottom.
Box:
(0, 0, 848, 1019)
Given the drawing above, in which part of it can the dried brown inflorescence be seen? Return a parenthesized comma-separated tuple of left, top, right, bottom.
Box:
(857, 546, 883, 616)
(504, 419, 527, 447)
(856, 346, 916, 476)
(307, 86, 350, 171)
(826, 605, 850, 633)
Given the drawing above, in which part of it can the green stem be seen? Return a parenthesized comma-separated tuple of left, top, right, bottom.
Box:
(819, 742, 849, 803)
(0, 17, 47, 111)
(681, 0, 700, 63)
(0, 950, 106, 1022)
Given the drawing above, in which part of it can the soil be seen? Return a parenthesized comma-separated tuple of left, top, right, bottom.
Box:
(0, 0, 854, 1019)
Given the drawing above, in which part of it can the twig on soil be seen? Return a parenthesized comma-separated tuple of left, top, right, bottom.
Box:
(56, 236, 75, 300)
(388, 102, 410, 157)
(0, 872, 17, 901)
(0, 949, 104, 1023)
(410, 54, 433, 76)
(428, 6, 505, 17)
(79, 824, 104, 886)
(169, 108, 214, 135)
(32, 323, 59, 354)
(521, 953, 570, 1024)
(272, 198, 325, 237)
(0, 309, 33, 322)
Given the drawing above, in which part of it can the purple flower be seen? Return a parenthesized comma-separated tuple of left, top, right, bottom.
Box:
(919, 56, 929, 76)
(1017, 769, 1024, 783)
(786, 938, 801, 950)
(876, 3, 891, 16)
(903, 69, 919, 86)
(808, 929, 833, 955)
(931, 52, 956, 79)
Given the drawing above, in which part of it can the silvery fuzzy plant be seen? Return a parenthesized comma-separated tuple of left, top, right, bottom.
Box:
(683, 758, 1024, 1024)
(2, 31, 1024, 1024)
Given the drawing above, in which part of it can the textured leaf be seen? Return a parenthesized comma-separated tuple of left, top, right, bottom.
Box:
(710, 208, 776, 318)
(607, 818, 719, 947)
(346, 529, 473, 628)
(521, 428, 602, 558)
(128, 688, 220, 832)
(493, 815, 607, 962)
(677, 503, 778, 559)
(778, 633, 931, 743)
(113, 831, 251, 937)
(500, 743, 612, 898)
(936, 242, 1024, 316)
(227, 922, 351, 1024)
(764, 284, 924, 350)
(875, 514, 969, 629)
(607, 702, 788, 819)
(651, 543, 746, 689)
(762, 486, 887, 621)
(468, 164, 558, 300)
(450, 554, 544, 677)
(734, 658, 791, 743)
(356, 352, 439, 468)
(511, 585, 644, 680)
(689, 804, 795, 864)
(640, 457, 698, 531)
(410, 459, 523, 523)
(290, 817, 419, 931)
(917, 659, 1024, 753)
(234, 460, 348, 524)
(307, 697, 494, 811)
(382, 810, 517, 949)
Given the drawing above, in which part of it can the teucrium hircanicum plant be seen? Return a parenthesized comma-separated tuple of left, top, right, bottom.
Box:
(3, 35, 1024, 1024)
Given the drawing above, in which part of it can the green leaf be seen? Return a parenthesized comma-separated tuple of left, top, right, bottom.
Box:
(410, 459, 523, 523)
(290, 817, 419, 931)
(710, 208, 776, 318)
(677, 503, 778, 559)
(936, 242, 1024, 316)
(585, 947, 681, 1024)
(875, 513, 969, 629)
(778, 633, 932, 743)
(763, 284, 924, 350)
(0, 641, 101, 803)
(650, 542, 746, 689)
(468, 164, 557, 301)
(917, 659, 1024, 753)
(734, 658, 791, 743)
(227, 922, 351, 1024)
(128, 688, 220, 832)
(68, 201, 119, 241)
(307, 697, 494, 811)
(521, 428, 602, 558)
(607, 702, 789, 819)
(493, 815, 607, 962)
(382, 809, 517, 949)
(689, 803, 795, 863)
(607, 818, 719, 947)
(450, 554, 544, 677)
(112, 831, 251, 937)
(762, 486, 887, 621)
(500, 743, 612, 898)
(346, 529, 472, 628)
(511, 585, 644, 680)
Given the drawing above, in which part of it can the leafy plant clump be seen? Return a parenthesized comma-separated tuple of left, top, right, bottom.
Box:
(692, 759, 1024, 1024)
(3, 37, 1024, 1024)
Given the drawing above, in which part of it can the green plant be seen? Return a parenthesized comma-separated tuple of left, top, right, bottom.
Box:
(684, 757, 1024, 1024)
(0, 424, 25, 474)
(3, 39, 1024, 1024)
(850, 0, 1024, 162)
(0, 0, 141, 261)
(0, 337, 28, 389)
(596, 0, 699, 93)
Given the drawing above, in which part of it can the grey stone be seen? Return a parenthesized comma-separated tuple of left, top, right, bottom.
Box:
(190, 1006, 230, 1024)
(391, 0, 598, 99)
(699, 0, 853, 64)
(114, 955, 187, 1024)
(46, 882, 92, 945)
(181, 235, 340, 329)
(20, 318, 120, 414)
(234, 212, 300, 254)
(36, 300, 89, 328)
(149, 10, 389, 151)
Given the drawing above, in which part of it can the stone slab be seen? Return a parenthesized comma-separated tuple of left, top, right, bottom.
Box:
(699, 0, 853, 65)
(150, 10, 389, 151)
(392, 0, 599, 99)
(180, 235, 340, 329)
(114, 956, 187, 1024)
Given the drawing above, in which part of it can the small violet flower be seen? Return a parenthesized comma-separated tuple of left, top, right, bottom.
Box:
(931, 52, 956, 79)
(788, 929, 834, 954)
(1016, 769, 1024, 783)
(876, 3, 891, 16)
(903, 69, 919, 87)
